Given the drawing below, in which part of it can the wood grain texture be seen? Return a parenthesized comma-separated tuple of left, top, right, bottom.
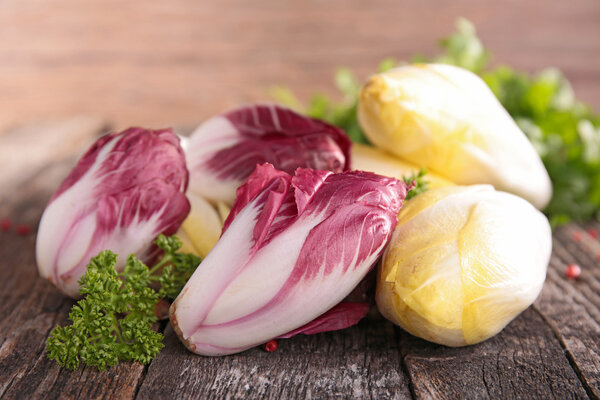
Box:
(400, 308, 589, 400)
(536, 226, 600, 398)
(137, 314, 413, 400)
(0, 0, 599, 131)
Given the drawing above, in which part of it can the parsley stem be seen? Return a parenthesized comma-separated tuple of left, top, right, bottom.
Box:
(148, 254, 173, 276)
(111, 313, 124, 344)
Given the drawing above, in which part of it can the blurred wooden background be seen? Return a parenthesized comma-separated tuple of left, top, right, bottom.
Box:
(0, 0, 599, 132)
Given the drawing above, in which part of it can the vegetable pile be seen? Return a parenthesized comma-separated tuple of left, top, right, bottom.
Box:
(37, 18, 596, 370)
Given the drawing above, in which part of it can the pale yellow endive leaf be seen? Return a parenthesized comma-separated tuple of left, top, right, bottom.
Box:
(358, 64, 552, 209)
(351, 143, 453, 189)
(176, 192, 223, 258)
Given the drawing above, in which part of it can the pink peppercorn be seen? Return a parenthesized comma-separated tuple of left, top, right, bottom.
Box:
(16, 224, 31, 236)
(565, 264, 581, 279)
(0, 219, 11, 232)
(263, 340, 278, 352)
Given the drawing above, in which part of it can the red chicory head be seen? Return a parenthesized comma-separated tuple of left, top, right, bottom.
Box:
(170, 163, 410, 356)
(183, 104, 352, 204)
(36, 127, 190, 297)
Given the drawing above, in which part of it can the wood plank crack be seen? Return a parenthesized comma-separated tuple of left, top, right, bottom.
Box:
(533, 306, 596, 400)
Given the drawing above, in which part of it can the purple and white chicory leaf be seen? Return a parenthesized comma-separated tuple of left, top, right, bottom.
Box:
(36, 127, 190, 298)
(170, 163, 409, 356)
(278, 302, 371, 338)
(183, 104, 352, 204)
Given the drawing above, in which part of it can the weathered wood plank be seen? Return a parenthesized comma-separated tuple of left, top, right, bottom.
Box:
(398, 307, 589, 400)
(533, 226, 600, 398)
(0, 264, 70, 398)
(136, 312, 413, 400)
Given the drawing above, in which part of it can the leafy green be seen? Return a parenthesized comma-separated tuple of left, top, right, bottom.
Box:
(46, 235, 200, 370)
(431, 18, 489, 74)
(403, 169, 429, 200)
(272, 18, 600, 225)
(153, 235, 201, 301)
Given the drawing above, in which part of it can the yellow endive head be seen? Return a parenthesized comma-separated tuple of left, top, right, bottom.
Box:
(376, 185, 551, 346)
(177, 193, 228, 259)
(358, 64, 552, 210)
(351, 143, 453, 189)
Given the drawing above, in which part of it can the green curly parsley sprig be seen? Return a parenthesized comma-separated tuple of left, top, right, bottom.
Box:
(46, 235, 200, 371)
(403, 168, 429, 200)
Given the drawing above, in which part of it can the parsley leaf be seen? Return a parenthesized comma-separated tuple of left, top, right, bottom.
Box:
(46, 235, 200, 370)
(432, 18, 489, 74)
(403, 169, 429, 200)
(153, 235, 201, 301)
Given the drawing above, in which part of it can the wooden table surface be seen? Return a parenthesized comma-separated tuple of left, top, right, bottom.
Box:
(1, 1, 600, 399)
